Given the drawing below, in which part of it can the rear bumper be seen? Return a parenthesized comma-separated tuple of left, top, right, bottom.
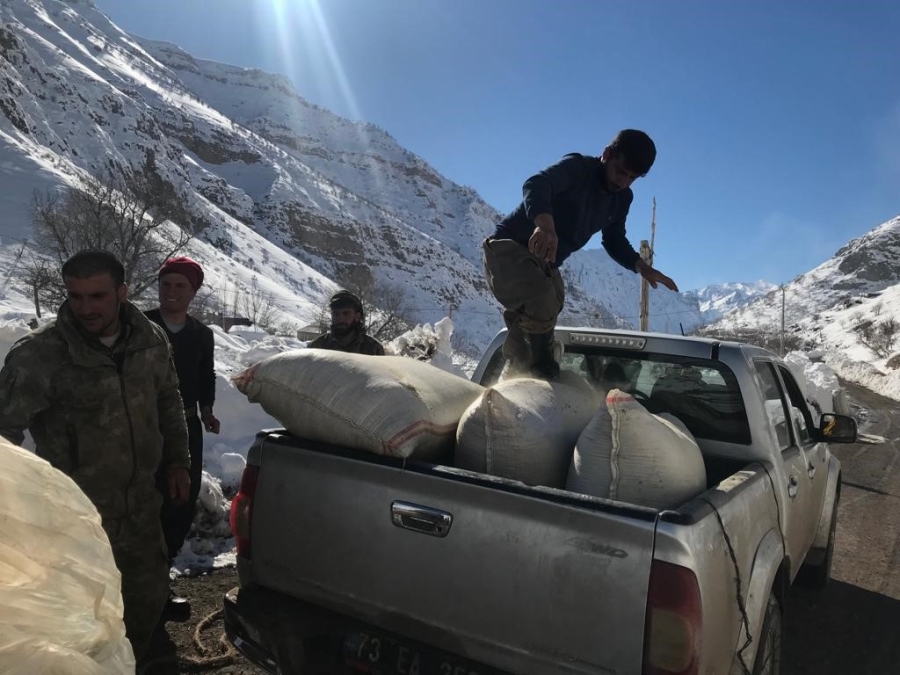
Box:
(223, 585, 348, 675)
(223, 585, 510, 675)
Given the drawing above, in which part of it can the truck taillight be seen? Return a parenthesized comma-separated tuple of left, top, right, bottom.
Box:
(643, 561, 702, 675)
(230, 465, 259, 559)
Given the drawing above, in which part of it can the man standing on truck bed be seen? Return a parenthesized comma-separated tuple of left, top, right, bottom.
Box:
(146, 256, 220, 620)
(309, 290, 385, 355)
(0, 249, 191, 662)
(483, 129, 678, 378)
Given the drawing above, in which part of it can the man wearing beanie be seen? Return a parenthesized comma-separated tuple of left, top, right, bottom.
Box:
(309, 290, 385, 356)
(146, 256, 220, 619)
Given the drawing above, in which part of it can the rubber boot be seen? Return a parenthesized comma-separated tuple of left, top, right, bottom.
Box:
(528, 331, 560, 380)
(500, 319, 532, 379)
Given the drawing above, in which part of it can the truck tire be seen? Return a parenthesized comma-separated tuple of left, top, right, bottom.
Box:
(752, 593, 782, 675)
(795, 482, 840, 590)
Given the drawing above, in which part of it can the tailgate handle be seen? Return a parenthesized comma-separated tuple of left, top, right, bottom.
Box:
(391, 501, 452, 538)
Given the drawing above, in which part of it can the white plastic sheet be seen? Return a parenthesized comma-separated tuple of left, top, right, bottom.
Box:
(0, 437, 135, 674)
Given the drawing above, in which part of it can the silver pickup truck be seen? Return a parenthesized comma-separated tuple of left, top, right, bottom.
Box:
(223, 327, 857, 675)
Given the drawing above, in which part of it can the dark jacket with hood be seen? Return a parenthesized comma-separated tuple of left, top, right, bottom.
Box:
(0, 301, 190, 539)
(492, 152, 641, 270)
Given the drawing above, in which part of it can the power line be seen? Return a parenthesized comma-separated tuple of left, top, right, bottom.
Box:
(1, 235, 708, 320)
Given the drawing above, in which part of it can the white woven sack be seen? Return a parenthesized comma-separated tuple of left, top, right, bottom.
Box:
(566, 389, 707, 509)
(234, 350, 484, 460)
(0, 437, 134, 675)
(455, 371, 599, 488)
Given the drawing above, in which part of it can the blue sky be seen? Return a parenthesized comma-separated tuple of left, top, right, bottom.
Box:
(93, 0, 899, 291)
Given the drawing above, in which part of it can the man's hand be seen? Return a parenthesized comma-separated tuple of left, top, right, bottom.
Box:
(200, 407, 220, 434)
(635, 259, 679, 291)
(167, 466, 191, 505)
(529, 213, 558, 263)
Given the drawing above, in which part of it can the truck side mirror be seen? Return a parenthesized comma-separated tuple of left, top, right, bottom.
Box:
(816, 413, 857, 443)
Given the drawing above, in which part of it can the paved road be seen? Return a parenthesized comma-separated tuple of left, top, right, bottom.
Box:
(783, 382, 900, 675)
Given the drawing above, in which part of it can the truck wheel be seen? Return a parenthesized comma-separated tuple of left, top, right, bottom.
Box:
(752, 593, 782, 675)
(796, 483, 840, 590)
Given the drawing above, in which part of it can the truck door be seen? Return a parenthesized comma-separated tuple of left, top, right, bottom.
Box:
(753, 360, 817, 572)
(776, 364, 828, 545)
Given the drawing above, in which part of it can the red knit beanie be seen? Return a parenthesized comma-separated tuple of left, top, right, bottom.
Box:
(159, 256, 204, 291)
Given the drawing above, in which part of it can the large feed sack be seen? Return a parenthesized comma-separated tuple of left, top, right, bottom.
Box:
(455, 371, 599, 488)
(233, 350, 484, 460)
(0, 437, 134, 675)
(567, 389, 707, 509)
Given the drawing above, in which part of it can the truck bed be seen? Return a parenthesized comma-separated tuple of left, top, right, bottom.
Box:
(236, 431, 750, 675)
(241, 432, 665, 674)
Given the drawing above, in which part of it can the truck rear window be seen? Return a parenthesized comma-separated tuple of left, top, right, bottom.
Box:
(573, 350, 751, 444)
(481, 346, 751, 445)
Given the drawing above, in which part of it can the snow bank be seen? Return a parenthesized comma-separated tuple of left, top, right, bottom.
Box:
(388, 317, 467, 377)
(784, 351, 841, 416)
(172, 472, 235, 575)
(824, 352, 900, 401)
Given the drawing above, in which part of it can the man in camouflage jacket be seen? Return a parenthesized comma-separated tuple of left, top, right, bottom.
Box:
(0, 250, 190, 661)
(309, 290, 385, 355)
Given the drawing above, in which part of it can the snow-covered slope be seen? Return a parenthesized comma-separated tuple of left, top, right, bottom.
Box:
(0, 0, 700, 351)
(706, 215, 900, 364)
(712, 216, 900, 332)
(687, 281, 779, 323)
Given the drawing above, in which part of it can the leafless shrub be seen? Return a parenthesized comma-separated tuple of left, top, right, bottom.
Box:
(854, 314, 899, 358)
(24, 154, 192, 312)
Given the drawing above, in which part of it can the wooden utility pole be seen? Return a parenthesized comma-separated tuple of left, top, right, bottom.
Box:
(780, 285, 786, 355)
(638, 198, 657, 331)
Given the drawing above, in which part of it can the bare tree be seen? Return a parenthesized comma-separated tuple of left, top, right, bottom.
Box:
(241, 277, 280, 333)
(0, 242, 26, 303)
(366, 282, 414, 340)
(24, 154, 192, 310)
(19, 250, 59, 318)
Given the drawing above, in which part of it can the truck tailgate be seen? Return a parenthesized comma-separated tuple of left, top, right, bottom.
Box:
(248, 440, 659, 675)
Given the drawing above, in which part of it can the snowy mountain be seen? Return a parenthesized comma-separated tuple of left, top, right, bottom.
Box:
(0, 0, 701, 353)
(687, 281, 779, 324)
(708, 215, 900, 357)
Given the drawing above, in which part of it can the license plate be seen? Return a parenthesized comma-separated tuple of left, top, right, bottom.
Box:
(343, 630, 487, 675)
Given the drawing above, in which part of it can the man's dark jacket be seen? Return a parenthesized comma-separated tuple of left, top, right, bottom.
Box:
(492, 152, 641, 270)
(144, 309, 216, 414)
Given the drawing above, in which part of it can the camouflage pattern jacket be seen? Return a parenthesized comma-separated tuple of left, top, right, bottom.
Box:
(0, 301, 190, 535)
(308, 327, 385, 356)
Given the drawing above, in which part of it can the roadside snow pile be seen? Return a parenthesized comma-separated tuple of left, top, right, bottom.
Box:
(388, 318, 467, 377)
(823, 352, 900, 401)
(173, 471, 235, 576)
(784, 351, 841, 417)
